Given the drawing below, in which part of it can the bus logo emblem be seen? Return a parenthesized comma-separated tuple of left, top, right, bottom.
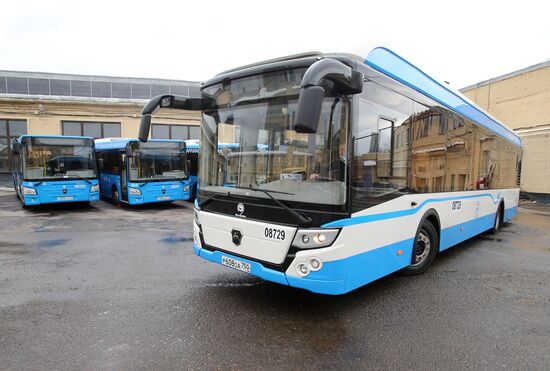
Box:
(62, 188, 67, 194)
(237, 203, 245, 215)
(231, 229, 242, 246)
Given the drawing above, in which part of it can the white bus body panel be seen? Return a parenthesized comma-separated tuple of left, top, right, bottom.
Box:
(199, 211, 297, 264)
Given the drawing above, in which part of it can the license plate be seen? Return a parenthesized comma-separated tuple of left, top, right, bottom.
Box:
(56, 196, 74, 201)
(156, 196, 171, 201)
(221, 255, 251, 274)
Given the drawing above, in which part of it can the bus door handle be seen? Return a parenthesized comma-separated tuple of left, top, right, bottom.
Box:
(411, 201, 418, 207)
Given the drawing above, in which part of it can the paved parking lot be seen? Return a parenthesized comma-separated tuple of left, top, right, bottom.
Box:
(0, 187, 549, 370)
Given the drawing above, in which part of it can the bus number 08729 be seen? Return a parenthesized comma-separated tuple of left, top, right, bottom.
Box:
(264, 227, 285, 241)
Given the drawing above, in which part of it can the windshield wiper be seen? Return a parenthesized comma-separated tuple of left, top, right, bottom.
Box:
(65, 174, 92, 184)
(198, 191, 230, 208)
(235, 185, 312, 225)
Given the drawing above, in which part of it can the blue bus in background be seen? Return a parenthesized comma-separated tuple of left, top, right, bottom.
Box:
(184, 140, 199, 200)
(94, 138, 191, 206)
(11, 135, 100, 206)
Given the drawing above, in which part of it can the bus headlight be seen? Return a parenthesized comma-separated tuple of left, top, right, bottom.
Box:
(184, 184, 190, 192)
(23, 187, 37, 195)
(90, 184, 99, 193)
(129, 187, 141, 195)
(292, 229, 340, 249)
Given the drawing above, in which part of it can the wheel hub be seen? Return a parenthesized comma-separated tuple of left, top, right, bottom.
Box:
(412, 231, 431, 266)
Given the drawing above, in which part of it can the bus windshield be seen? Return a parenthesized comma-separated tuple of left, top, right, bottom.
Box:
(23, 137, 96, 180)
(200, 95, 350, 207)
(128, 141, 187, 182)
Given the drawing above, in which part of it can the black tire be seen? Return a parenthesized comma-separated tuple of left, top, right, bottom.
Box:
(489, 204, 504, 234)
(112, 187, 122, 208)
(400, 220, 439, 276)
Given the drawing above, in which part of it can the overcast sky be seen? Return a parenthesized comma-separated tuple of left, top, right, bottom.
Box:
(1, 0, 549, 89)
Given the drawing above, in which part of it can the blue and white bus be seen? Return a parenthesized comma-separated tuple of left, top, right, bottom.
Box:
(11, 135, 100, 206)
(94, 138, 191, 205)
(139, 48, 522, 295)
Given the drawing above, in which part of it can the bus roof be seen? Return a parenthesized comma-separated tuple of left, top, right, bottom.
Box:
(94, 137, 184, 151)
(204, 47, 521, 148)
(15, 134, 94, 143)
(363, 47, 522, 147)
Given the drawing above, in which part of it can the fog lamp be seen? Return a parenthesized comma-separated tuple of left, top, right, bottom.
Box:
(297, 263, 309, 277)
(308, 257, 323, 271)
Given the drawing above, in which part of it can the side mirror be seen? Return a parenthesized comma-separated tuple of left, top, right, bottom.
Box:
(295, 86, 325, 134)
(139, 114, 152, 142)
(294, 58, 363, 134)
(12, 141, 21, 154)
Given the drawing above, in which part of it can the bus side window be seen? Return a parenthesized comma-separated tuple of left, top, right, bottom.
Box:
(351, 80, 414, 212)
(97, 153, 104, 171)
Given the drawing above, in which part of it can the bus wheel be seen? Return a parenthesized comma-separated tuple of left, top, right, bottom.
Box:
(400, 220, 438, 276)
(112, 187, 122, 208)
(490, 204, 504, 234)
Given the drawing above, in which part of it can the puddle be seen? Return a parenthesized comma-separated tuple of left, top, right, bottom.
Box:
(37, 239, 69, 248)
(161, 235, 193, 245)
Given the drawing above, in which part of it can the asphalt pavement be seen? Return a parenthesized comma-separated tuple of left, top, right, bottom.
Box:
(0, 188, 549, 370)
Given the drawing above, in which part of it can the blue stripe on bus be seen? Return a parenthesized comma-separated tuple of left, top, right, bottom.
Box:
(322, 193, 502, 228)
(194, 244, 289, 286)
(503, 206, 517, 222)
(299, 208, 505, 294)
(288, 237, 415, 295)
(439, 211, 495, 250)
(194, 206, 514, 295)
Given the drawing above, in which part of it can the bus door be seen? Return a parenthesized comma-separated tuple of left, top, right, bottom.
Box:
(121, 152, 128, 201)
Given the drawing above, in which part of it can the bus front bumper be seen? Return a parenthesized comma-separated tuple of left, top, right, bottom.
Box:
(127, 190, 192, 204)
(193, 243, 348, 295)
(23, 192, 99, 205)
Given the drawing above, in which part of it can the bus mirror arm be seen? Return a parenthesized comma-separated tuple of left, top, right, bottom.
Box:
(139, 114, 152, 142)
(12, 141, 21, 154)
(295, 58, 363, 134)
(139, 94, 214, 142)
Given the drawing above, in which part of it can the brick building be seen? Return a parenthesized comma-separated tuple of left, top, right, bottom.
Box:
(0, 70, 201, 174)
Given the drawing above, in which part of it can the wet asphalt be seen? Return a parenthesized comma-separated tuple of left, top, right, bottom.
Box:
(0, 187, 549, 370)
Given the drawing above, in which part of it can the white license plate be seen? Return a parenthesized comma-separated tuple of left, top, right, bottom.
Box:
(56, 196, 74, 201)
(156, 196, 171, 201)
(221, 255, 251, 274)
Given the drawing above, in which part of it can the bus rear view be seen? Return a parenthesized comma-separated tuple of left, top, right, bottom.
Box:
(11, 135, 99, 206)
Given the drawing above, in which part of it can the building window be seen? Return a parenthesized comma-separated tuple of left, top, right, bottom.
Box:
(62, 121, 121, 139)
(151, 124, 200, 140)
(0, 119, 27, 172)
